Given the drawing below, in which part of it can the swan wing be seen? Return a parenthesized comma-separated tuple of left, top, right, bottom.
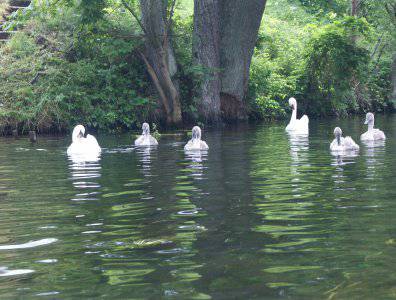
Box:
(344, 136, 359, 150)
(374, 129, 386, 140)
(85, 134, 101, 152)
(301, 115, 309, 124)
(134, 136, 144, 146)
(150, 136, 159, 145)
(184, 140, 194, 151)
(360, 131, 369, 141)
(200, 141, 209, 150)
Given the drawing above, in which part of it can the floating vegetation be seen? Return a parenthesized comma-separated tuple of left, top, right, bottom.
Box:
(264, 265, 322, 273)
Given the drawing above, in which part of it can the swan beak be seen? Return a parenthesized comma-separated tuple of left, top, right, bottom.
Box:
(364, 119, 368, 125)
(78, 130, 84, 138)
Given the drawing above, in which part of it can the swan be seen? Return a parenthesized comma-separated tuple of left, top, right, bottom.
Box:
(67, 125, 101, 156)
(134, 123, 158, 146)
(330, 127, 359, 152)
(184, 126, 209, 151)
(360, 112, 386, 141)
(285, 97, 309, 134)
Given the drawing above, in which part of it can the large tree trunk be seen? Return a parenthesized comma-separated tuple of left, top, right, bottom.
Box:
(193, 0, 221, 123)
(218, 0, 267, 121)
(193, 0, 266, 122)
(140, 0, 182, 126)
(392, 54, 396, 103)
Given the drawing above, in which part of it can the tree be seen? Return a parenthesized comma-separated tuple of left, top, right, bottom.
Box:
(77, 0, 182, 126)
(123, 0, 182, 126)
(193, 0, 267, 123)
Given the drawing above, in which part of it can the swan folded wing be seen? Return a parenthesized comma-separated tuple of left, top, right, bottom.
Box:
(184, 140, 208, 151)
(374, 129, 386, 140)
(344, 136, 359, 150)
(200, 141, 209, 150)
(286, 118, 309, 133)
(361, 129, 386, 141)
(134, 136, 145, 146)
(135, 135, 158, 146)
(85, 134, 101, 152)
(301, 115, 309, 124)
(330, 137, 344, 151)
(149, 136, 159, 145)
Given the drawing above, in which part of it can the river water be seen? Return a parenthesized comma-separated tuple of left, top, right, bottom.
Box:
(0, 115, 395, 299)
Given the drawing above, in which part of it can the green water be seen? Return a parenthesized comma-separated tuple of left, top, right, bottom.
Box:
(0, 115, 395, 299)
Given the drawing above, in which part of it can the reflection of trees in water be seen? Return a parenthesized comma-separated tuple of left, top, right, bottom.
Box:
(250, 127, 332, 295)
(99, 138, 207, 298)
(189, 128, 273, 299)
(321, 138, 396, 299)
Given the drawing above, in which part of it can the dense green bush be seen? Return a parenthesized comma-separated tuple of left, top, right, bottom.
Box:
(0, 0, 394, 133)
(0, 4, 154, 133)
(301, 17, 371, 116)
(249, 1, 395, 119)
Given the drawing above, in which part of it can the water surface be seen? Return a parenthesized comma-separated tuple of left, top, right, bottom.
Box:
(0, 115, 395, 299)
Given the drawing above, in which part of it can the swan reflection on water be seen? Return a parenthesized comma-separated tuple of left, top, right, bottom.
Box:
(67, 153, 102, 201)
(361, 139, 386, 182)
(184, 150, 208, 179)
(135, 146, 155, 177)
(287, 133, 309, 159)
(287, 133, 310, 180)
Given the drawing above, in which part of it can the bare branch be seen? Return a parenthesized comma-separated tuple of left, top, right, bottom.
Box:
(121, 0, 148, 36)
(370, 32, 384, 59)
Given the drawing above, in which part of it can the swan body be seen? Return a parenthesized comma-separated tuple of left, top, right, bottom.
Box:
(285, 97, 309, 134)
(134, 123, 158, 146)
(67, 125, 101, 156)
(360, 112, 386, 141)
(184, 126, 209, 151)
(330, 127, 359, 152)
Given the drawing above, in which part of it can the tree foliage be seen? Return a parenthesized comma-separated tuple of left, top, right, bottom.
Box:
(0, 0, 394, 133)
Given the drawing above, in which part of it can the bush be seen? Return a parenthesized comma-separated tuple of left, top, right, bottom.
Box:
(0, 5, 153, 134)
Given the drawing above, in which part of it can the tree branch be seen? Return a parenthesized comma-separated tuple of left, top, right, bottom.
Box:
(121, 0, 148, 36)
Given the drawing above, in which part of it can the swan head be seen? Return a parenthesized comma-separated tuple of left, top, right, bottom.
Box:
(288, 97, 297, 110)
(72, 125, 85, 142)
(334, 127, 342, 145)
(364, 112, 374, 125)
(191, 126, 202, 140)
(142, 122, 150, 135)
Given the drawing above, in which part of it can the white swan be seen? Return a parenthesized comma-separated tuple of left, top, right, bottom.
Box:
(360, 112, 386, 141)
(134, 123, 158, 146)
(285, 97, 309, 134)
(184, 126, 209, 151)
(330, 127, 359, 152)
(67, 125, 101, 156)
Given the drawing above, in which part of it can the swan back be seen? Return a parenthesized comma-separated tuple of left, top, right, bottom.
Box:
(67, 125, 101, 156)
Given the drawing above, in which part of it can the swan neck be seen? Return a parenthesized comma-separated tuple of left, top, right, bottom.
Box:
(336, 135, 341, 146)
(291, 107, 297, 121)
(368, 123, 374, 131)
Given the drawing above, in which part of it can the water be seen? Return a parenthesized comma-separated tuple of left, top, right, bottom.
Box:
(0, 115, 395, 299)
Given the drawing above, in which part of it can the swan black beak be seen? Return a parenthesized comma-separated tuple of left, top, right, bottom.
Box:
(78, 130, 84, 138)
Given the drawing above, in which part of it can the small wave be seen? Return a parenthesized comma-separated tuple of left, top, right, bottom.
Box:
(36, 259, 58, 264)
(0, 238, 58, 250)
(0, 267, 34, 277)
